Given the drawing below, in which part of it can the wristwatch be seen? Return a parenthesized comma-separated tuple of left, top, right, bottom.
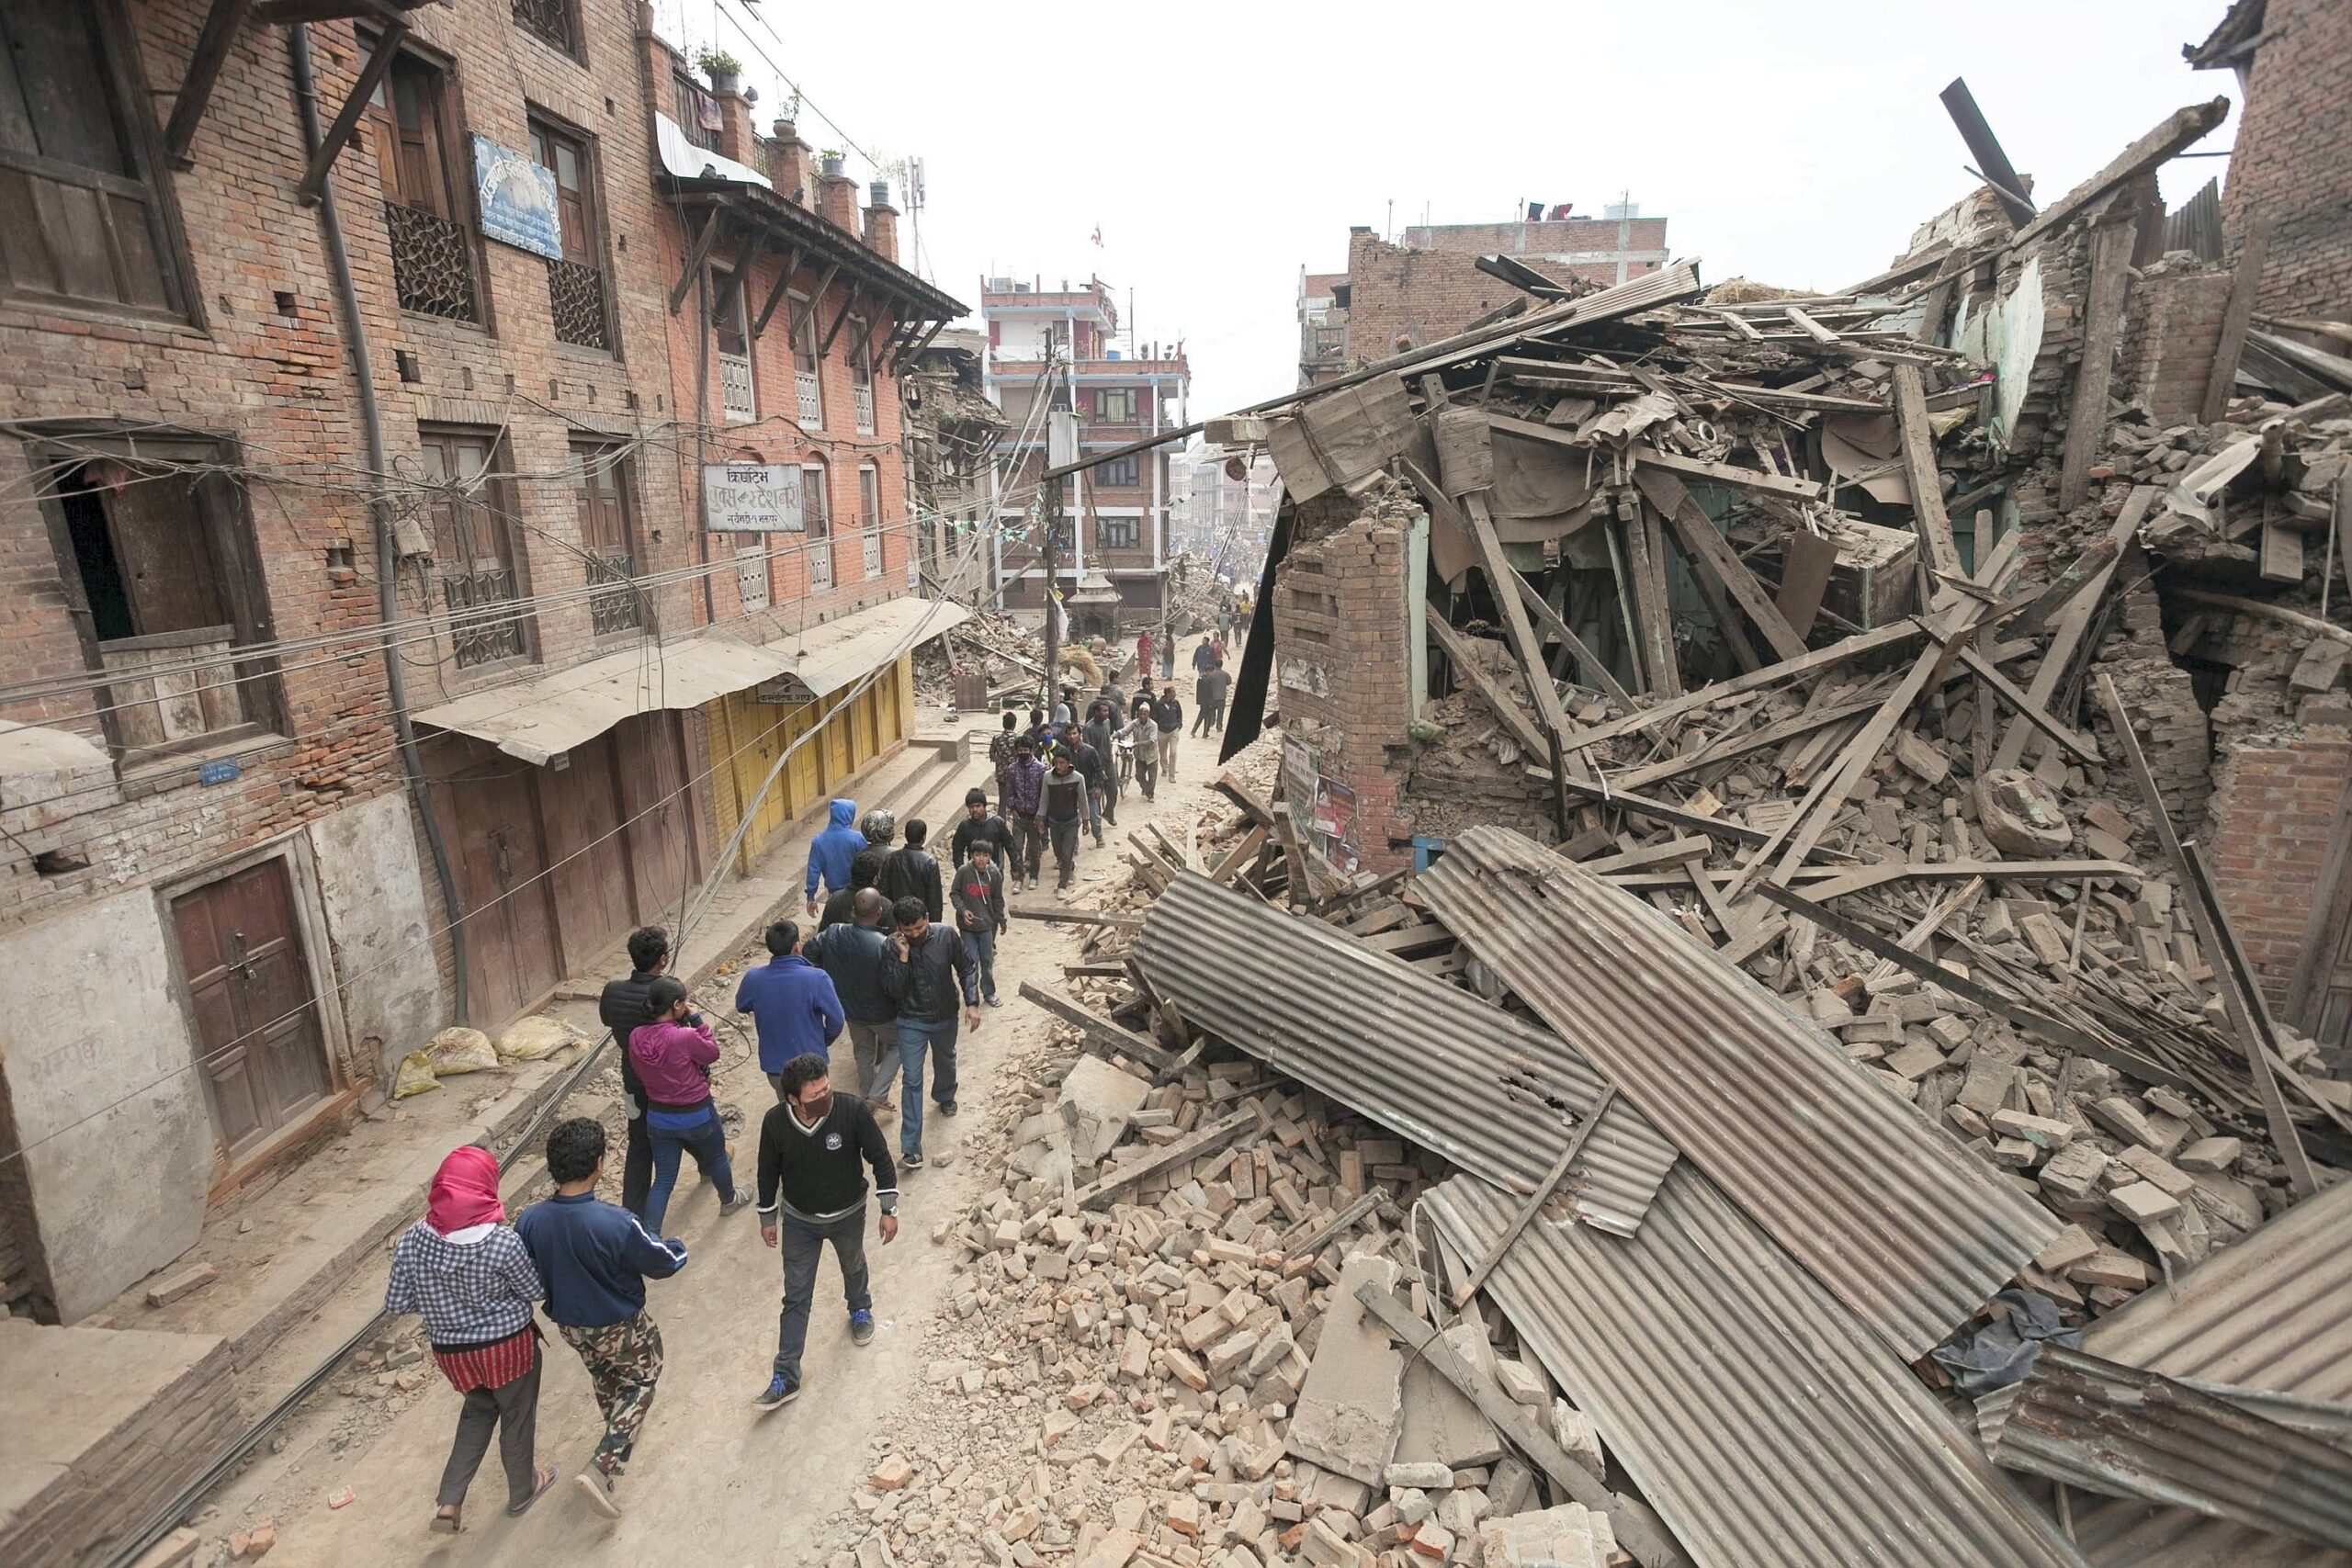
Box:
(878, 1194, 899, 1216)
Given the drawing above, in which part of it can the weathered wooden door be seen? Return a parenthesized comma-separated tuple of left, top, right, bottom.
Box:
(432, 742, 561, 1023)
(171, 859, 332, 1158)
(536, 730, 631, 976)
(618, 712, 695, 930)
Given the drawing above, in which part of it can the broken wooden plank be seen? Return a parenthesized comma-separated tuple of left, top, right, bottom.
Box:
(1513, 573, 1634, 708)
(1562, 621, 1924, 758)
(1213, 772, 1276, 827)
(1065, 1107, 1263, 1213)
(2201, 213, 2274, 425)
(1270, 801, 1314, 910)
(2259, 520, 2306, 585)
(1452, 1086, 1617, 1307)
(1953, 644, 2100, 761)
(1634, 467, 1811, 662)
(2097, 673, 2315, 1197)
(1355, 1285, 1691, 1568)
(2010, 98, 2231, 251)
(1010, 907, 1143, 930)
(1776, 529, 1841, 638)
(1991, 485, 2158, 772)
(1615, 695, 1883, 792)
(1584, 836, 1711, 874)
(1632, 445, 1826, 502)
(1622, 503, 1683, 698)
(1206, 823, 1269, 886)
(1016, 981, 1181, 1072)
(2059, 219, 2139, 511)
(1282, 1190, 1385, 1260)
(1891, 363, 1964, 581)
(1805, 859, 2142, 902)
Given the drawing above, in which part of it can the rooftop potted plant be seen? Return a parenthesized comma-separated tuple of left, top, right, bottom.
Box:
(694, 47, 742, 94)
(820, 149, 846, 178)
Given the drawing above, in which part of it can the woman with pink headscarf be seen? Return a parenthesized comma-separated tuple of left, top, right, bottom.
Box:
(384, 1145, 556, 1532)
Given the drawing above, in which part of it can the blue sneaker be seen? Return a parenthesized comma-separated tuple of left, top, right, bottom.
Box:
(750, 1373, 800, 1412)
(850, 1309, 876, 1347)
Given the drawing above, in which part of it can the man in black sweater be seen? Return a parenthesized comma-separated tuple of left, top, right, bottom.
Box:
(949, 788, 1014, 869)
(752, 1054, 897, 1410)
(595, 926, 673, 1215)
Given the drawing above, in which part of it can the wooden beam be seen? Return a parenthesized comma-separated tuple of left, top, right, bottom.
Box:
(294, 19, 405, 206)
(1014, 981, 1179, 1072)
(1631, 445, 1825, 502)
(2096, 674, 2316, 1196)
(816, 279, 864, 360)
(1512, 574, 1634, 707)
(1634, 468, 1811, 662)
(2059, 220, 2139, 511)
(164, 0, 255, 166)
(667, 206, 726, 314)
(1783, 305, 1841, 344)
(785, 257, 842, 344)
(1452, 1087, 1615, 1306)
(1891, 363, 1964, 581)
(1008, 907, 1141, 930)
(748, 243, 805, 339)
(1063, 1108, 1262, 1213)
(1613, 694, 1883, 791)
(1562, 620, 1925, 759)
(1990, 485, 2157, 770)
(1953, 644, 2099, 761)
(1354, 1286, 1691, 1568)
(1621, 503, 1682, 698)
(2010, 98, 2231, 251)
(710, 225, 765, 324)
(2201, 214, 2274, 423)
(1804, 858, 2142, 902)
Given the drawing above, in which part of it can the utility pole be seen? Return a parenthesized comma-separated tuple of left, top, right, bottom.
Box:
(1042, 343, 1075, 712)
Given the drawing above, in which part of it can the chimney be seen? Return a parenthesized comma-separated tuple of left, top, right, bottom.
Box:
(766, 118, 812, 206)
(818, 158, 859, 234)
(864, 179, 899, 264)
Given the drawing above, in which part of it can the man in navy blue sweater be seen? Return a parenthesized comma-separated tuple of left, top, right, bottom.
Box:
(514, 1118, 687, 1519)
(734, 919, 846, 1102)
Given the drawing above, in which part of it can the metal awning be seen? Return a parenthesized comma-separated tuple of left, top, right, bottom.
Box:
(413, 595, 969, 764)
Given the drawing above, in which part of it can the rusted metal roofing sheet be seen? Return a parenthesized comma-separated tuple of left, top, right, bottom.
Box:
(1421, 1170, 2087, 1568)
(1975, 1347, 2352, 1550)
(2066, 1179, 2352, 1565)
(1131, 871, 1676, 1235)
(1413, 825, 2060, 1359)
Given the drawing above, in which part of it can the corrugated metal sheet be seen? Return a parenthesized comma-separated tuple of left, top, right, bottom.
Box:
(1420, 1170, 2086, 1568)
(1975, 1347, 2352, 1550)
(2070, 1179, 2352, 1566)
(1131, 871, 1675, 1235)
(1414, 825, 2060, 1359)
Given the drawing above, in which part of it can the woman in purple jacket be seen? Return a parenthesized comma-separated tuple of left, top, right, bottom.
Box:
(627, 977, 752, 1233)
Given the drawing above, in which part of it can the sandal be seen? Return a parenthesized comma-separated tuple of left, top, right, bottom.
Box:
(506, 1464, 559, 1517)
(430, 1506, 462, 1534)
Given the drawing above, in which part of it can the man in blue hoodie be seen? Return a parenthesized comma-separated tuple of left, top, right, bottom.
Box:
(735, 919, 846, 1100)
(803, 800, 866, 919)
(514, 1118, 687, 1519)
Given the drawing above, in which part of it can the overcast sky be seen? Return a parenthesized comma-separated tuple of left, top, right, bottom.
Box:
(660, 0, 2241, 417)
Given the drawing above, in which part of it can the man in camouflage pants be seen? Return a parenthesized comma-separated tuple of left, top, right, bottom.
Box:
(514, 1119, 688, 1518)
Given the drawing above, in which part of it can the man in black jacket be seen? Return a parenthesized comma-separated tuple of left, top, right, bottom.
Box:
(948, 789, 1013, 869)
(879, 897, 980, 1167)
(595, 926, 672, 1215)
(804, 888, 900, 1111)
(876, 818, 943, 923)
(750, 1053, 897, 1410)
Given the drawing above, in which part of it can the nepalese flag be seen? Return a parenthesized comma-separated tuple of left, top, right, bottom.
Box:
(1090, 226, 1102, 247)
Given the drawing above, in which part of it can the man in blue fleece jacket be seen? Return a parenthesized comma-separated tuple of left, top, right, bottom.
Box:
(803, 799, 865, 917)
(514, 1118, 687, 1518)
(735, 919, 845, 1100)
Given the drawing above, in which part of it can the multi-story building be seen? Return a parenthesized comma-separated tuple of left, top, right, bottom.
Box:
(980, 277, 1188, 637)
(0, 0, 958, 1324)
(1175, 442, 1279, 570)
(901, 327, 1004, 594)
(1313, 202, 1671, 371)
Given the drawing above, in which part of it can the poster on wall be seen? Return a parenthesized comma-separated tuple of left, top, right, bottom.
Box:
(1311, 776, 1356, 842)
(1280, 732, 1318, 818)
(470, 135, 562, 260)
(705, 463, 805, 533)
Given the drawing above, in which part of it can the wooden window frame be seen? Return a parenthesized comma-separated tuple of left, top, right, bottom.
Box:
(0, 0, 201, 322)
(571, 441, 639, 636)
(1095, 387, 1136, 423)
(416, 425, 534, 671)
(528, 110, 616, 354)
(1097, 514, 1139, 550)
(360, 34, 491, 328)
(509, 0, 586, 63)
(1100, 454, 1139, 488)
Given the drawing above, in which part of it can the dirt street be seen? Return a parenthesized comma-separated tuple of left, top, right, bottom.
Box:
(187, 635, 1246, 1566)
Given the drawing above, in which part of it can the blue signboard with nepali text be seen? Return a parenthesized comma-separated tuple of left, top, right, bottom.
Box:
(471, 134, 562, 261)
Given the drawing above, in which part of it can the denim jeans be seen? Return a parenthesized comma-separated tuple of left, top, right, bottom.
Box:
(773, 1204, 870, 1385)
(895, 1014, 960, 1156)
(642, 1103, 734, 1234)
(967, 923, 999, 1000)
(1085, 784, 1105, 842)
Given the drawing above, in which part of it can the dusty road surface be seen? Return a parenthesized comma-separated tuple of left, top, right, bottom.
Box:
(191, 634, 1249, 1566)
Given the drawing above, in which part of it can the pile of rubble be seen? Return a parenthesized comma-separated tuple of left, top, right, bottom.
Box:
(913, 609, 1107, 714)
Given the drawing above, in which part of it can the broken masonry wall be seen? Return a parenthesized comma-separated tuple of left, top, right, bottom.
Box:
(2204, 720, 2352, 1012)
(1272, 507, 1416, 874)
(2213, 0, 2352, 325)
(1342, 227, 1521, 366)
(2093, 576, 2217, 829)
(2115, 254, 2234, 425)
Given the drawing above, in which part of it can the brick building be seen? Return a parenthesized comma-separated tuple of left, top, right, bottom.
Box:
(980, 276, 1188, 635)
(0, 0, 958, 1323)
(1317, 203, 1671, 372)
(2188, 0, 2352, 322)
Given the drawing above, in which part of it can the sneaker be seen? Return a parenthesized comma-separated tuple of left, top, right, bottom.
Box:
(751, 1374, 800, 1412)
(718, 1192, 753, 1217)
(986, 994, 1004, 1008)
(575, 1472, 620, 1520)
(939, 1100, 959, 1118)
(902, 1149, 926, 1168)
(850, 1309, 876, 1347)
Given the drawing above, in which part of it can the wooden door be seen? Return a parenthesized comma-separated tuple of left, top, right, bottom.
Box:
(783, 701, 821, 819)
(853, 680, 880, 763)
(432, 742, 561, 1023)
(820, 693, 852, 787)
(876, 660, 904, 746)
(618, 712, 694, 929)
(707, 692, 791, 870)
(536, 730, 630, 975)
(171, 859, 332, 1158)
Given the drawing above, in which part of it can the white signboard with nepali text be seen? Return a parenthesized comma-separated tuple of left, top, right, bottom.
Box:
(704, 463, 805, 533)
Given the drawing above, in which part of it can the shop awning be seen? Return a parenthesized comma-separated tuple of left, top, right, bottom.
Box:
(413, 596, 970, 765)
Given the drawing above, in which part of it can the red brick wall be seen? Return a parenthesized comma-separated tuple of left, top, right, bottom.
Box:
(2206, 727, 2352, 1000)
(2215, 0, 2352, 321)
(2116, 257, 2233, 423)
(1272, 513, 1413, 872)
(1343, 222, 1667, 366)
